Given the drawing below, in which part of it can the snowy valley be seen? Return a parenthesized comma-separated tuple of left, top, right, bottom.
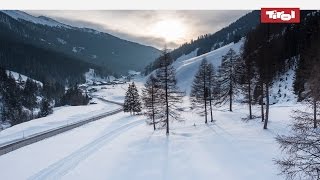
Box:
(0, 10, 320, 180)
(0, 40, 304, 180)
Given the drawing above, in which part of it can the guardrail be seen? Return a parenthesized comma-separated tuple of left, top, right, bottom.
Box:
(0, 101, 123, 156)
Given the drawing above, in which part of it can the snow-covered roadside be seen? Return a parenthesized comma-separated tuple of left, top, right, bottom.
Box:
(0, 99, 120, 146)
(59, 103, 297, 180)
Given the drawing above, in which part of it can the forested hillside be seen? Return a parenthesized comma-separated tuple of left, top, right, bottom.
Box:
(0, 11, 161, 75)
(240, 10, 320, 102)
(0, 36, 99, 85)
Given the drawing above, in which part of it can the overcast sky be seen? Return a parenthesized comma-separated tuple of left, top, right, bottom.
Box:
(27, 11, 249, 49)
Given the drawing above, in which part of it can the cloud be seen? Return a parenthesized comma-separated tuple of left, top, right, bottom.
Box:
(27, 10, 249, 49)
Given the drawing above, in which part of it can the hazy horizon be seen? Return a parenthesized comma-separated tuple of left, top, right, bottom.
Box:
(27, 10, 249, 49)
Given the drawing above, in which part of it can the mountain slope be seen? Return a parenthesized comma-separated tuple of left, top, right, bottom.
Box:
(0, 34, 100, 85)
(0, 11, 161, 74)
(174, 39, 244, 94)
(144, 10, 260, 75)
(170, 11, 259, 61)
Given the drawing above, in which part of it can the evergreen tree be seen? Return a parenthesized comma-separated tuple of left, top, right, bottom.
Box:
(131, 82, 142, 114)
(22, 78, 38, 111)
(123, 82, 142, 114)
(155, 48, 184, 135)
(61, 84, 89, 106)
(3, 73, 24, 125)
(42, 80, 65, 106)
(39, 98, 53, 117)
(190, 58, 216, 123)
(123, 84, 132, 113)
(216, 48, 240, 111)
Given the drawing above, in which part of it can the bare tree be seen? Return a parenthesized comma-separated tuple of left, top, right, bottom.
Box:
(276, 109, 320, 180)
(142, 74, 162, 130)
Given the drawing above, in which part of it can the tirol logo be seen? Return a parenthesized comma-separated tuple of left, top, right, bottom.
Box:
(261, 8, 300, 23)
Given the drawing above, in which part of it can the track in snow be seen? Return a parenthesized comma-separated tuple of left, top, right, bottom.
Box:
(29, 119, 145, 180)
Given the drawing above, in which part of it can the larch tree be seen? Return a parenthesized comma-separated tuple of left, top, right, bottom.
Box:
(216, 48, 240, 112)
(276, 109, 320, 180)
(239, 37, 258, 120)
(142, 74, 162, 130)
(207, 62, 216, 122)
(155, 47, 184, 135)
(303, 35, 320, 128)
(190, 58, 216, 123)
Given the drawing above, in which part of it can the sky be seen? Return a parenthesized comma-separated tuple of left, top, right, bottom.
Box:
(27, 11, 249, 49)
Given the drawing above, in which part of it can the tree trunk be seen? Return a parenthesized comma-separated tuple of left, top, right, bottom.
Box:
(229, 81, 233, 112)
(151, 87, 156, 131)
(165, 63, 169, 135)
(204, 96, 207, 123)
(314, 99, 317, 128)
(260, 82, 265, 122)
(248, 79, 252, 119)
(204, 75, 207, 123)
(209, 98, 213, 122)
(264, 82, 269, 129)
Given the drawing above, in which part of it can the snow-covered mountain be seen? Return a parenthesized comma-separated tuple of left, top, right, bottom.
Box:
(167, 37, 297, 104)
(1, 11, 71, 28)
(171, 11, 259, 60)
(174, 39, 243, 94)
(0, 10, 161, 74)
(145, 11, 260, 75)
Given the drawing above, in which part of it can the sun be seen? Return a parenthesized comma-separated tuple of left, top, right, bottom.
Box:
(150, 19, 187, 42)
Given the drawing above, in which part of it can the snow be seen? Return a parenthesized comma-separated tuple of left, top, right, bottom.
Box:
(174, 38, 244, 94)
(6, 70, 43, 86)
(0, 99, 297, 180)
(72, 47, 85, 53)
(0, 98, 120, 146)
(128, 70, 141, 76)
(1, 10, 70, 28)
(57, 38, 67, 45)
(269, 62, 297, 105)
(84, 69, 111, 85)
(92, 83, 135, 103)
(175, 48, 199, 64)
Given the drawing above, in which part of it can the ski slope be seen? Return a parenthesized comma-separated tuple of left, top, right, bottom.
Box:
(174, 39, 244, 94)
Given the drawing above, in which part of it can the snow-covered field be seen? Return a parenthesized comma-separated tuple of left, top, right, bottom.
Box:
(0, 98, 298, 180)
(91, 81, 145, 103)
(0, 98, 120, 146)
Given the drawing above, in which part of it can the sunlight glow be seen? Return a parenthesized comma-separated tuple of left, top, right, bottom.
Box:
(150, 19, 187, 42)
